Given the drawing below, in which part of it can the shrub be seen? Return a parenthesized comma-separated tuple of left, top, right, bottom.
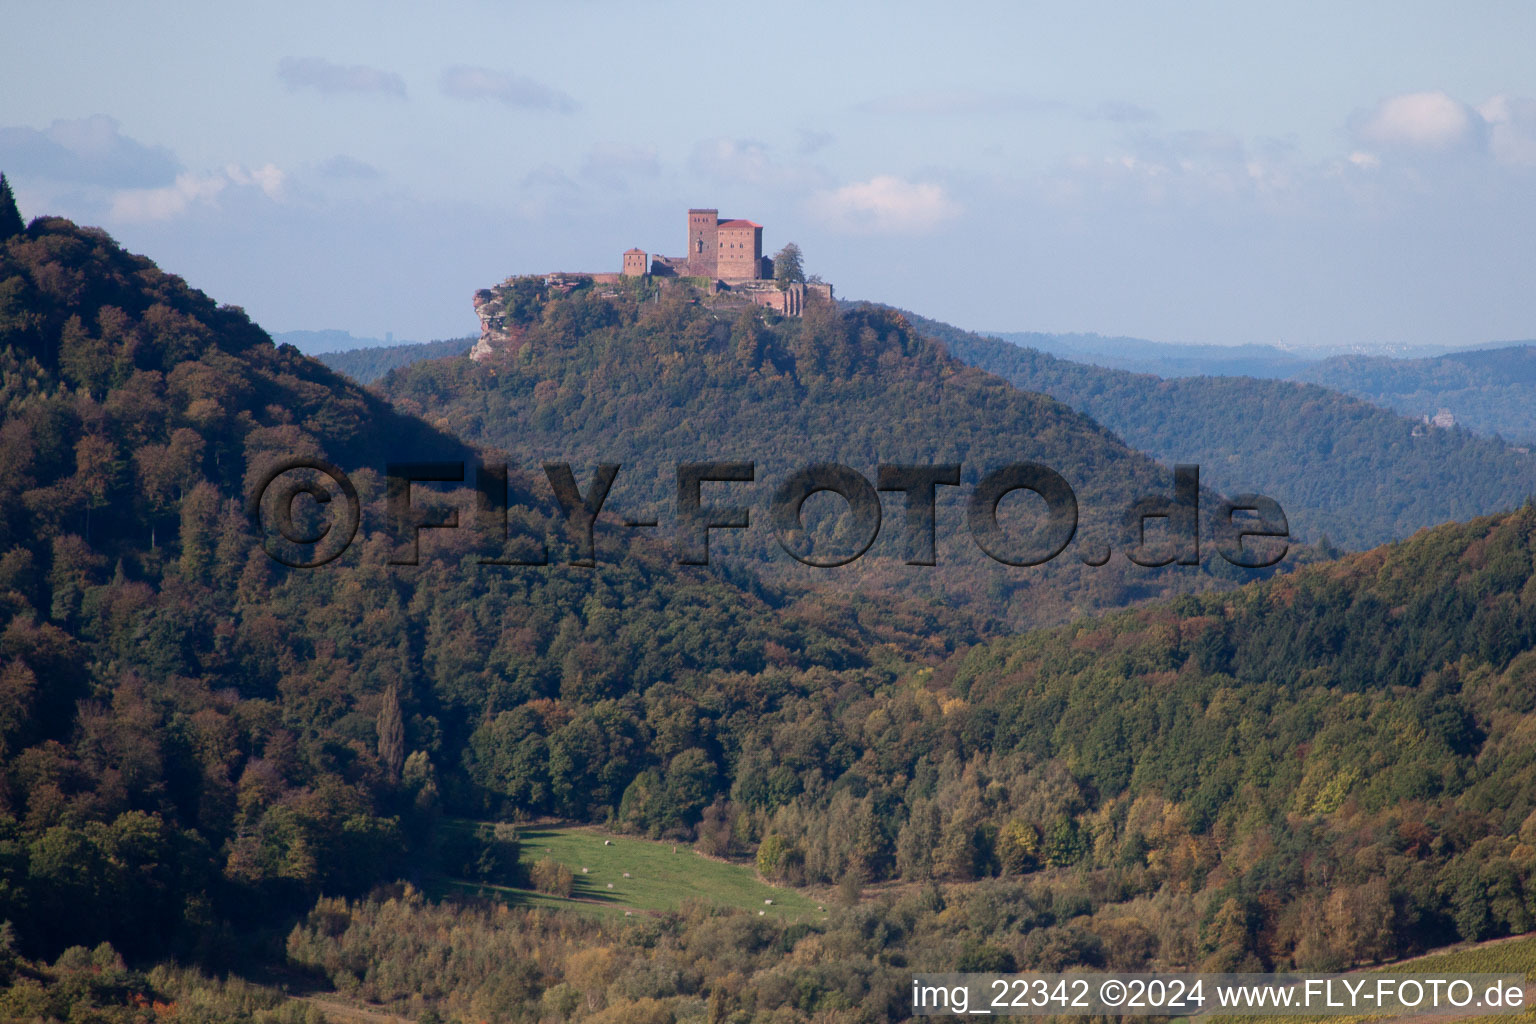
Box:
(531, 857, 574, 897)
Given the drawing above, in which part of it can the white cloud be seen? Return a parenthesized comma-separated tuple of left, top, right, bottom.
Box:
(110, 173, 226, 221)
(228, 163, 285, 198)
(691, 138, 827, 190)
(110, 163, 284, 222)
(1048, 130, 1306, 209)
(1354, 91, 1482, 151)
(440, 66, 578, 113)
(1479, 94, 1536, 167)
(278, 57, 406, 98)
(0, 115, 180, 187)
(807, 175, 960, 234)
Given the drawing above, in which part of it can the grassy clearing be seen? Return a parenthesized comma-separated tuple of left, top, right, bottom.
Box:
(445, 822, 826, 922)
(1211, 933, 1536, 1024)
(1376, 932, 1536, 976)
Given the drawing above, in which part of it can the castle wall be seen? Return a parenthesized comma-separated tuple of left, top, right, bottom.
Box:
(649, 255, 683, 277)
(741, 281, 814, 315)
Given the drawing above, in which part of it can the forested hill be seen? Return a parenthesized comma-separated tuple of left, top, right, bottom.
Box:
(0, 216, 955, 965)
(376, 284, 1288, 630)
(5, 216, 1536, 1018)
(674, 501, 1536, 974)
(1297, 343, 1536, 445)
(918, 312, 1536, 551)
(848, 499, 1536, 969)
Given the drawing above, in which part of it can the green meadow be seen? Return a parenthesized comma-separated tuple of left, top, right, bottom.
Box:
(445, 823, 827, 922)
(1211, 933, 1536, 1024)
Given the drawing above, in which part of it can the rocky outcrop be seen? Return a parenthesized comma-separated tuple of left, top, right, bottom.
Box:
(470, 288, 509, 362)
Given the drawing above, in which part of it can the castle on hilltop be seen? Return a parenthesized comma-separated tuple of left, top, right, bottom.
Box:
(620, 208, 832, 315)
(642, 208, 770, 281)
(470, 207, 834, 359)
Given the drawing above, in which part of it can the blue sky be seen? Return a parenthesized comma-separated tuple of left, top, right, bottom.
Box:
(5, 1, 1536, 350)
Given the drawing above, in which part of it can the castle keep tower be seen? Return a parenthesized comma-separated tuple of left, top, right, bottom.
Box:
(616, 207, 778, 282)
(715, 219, 763, 280)
(686, 208, 718, 277)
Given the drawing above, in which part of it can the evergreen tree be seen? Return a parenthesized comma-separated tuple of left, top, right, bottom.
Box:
(0, 174, 23, 240)
(377, 685, 406, 783)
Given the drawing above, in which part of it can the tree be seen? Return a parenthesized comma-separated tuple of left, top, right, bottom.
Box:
(772, 243, 805, 287)
(530, 856, 573, 896)
(377, 685, 405, 783)
(0, 174, 22, 240)
(662, 748, 716, 827)
(1201, 896, 1261, 971)
(1043, 815, 1087, 867)
(996, 819, 1041, 875)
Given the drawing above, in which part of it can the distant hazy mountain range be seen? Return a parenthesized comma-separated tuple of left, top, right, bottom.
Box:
(316, 335, 475, 384)
(991, 330, 1536, 444)
(904, 311, 1536, 551)
(272, 328, 399, 353)
(988, 331, 1322, 378)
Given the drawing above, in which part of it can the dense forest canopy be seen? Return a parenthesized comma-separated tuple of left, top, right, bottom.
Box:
(377, 283, 1288, 630)
(356, 307, 1536, 557)
(0, 217, 943, 966)
(2, 216, 1535, 1022)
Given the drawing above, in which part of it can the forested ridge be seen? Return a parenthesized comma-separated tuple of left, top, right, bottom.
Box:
(1297, 343, 1536, 445)
(377, 281, 1284, 631)
(2, 215, 1535, 1022)
(919, 310, 1536, 550)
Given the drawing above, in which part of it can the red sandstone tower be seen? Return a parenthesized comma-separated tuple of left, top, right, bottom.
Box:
(715, 219, 763, 280)
(686, 208, 718, 278)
